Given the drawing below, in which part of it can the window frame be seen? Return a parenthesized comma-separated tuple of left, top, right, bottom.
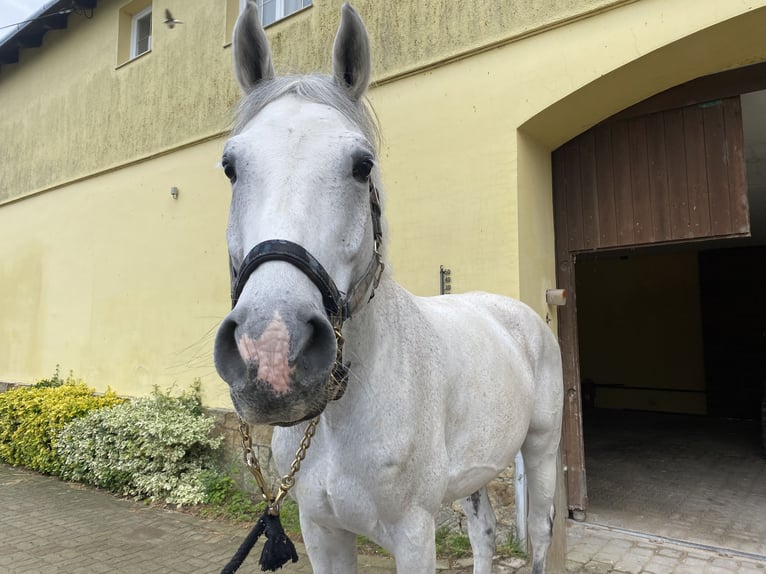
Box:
(257, 0, 312, 27)
(130, 5, 152, 59)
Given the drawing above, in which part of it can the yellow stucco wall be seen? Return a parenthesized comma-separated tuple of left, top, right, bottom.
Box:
(2, 0, 766, 406)
(0, 138, 232, 406)
(0, 0, 629, 203)
(0, 0, 238, 202)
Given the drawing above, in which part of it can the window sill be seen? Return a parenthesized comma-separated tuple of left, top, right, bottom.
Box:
(116, 48, 152, 70)
(264, 4, 312, 29)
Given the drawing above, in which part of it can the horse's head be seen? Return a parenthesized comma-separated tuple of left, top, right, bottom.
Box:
(214, 1, 382, 426)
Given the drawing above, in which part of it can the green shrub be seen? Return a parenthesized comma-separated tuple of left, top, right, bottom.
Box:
(57, 384, 222, 505)
(201, 471, 261, 521)
(31, 364, 67, 388)
(200, 470, 302, 533)
(0, 374, 123, 475)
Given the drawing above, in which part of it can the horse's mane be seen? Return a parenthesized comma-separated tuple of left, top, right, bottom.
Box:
(233, 74, 380, 151)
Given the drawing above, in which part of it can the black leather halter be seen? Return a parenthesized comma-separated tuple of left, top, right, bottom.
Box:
(227, 180, 384, 399)
(231, 239, 347, 319)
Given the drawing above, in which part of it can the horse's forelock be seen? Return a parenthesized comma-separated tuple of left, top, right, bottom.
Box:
(233, 74, 380, 150)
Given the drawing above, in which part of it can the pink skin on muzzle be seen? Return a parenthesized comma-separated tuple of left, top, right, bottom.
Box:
(236, 311, 295, 394)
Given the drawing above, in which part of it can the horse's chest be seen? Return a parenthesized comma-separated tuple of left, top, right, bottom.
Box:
(273, 430, 414, 531)
(290, 454, 383, 532)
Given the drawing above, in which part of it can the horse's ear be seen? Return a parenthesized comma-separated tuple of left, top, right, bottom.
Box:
(233, 0, 274, 92)
(332, 3, 371, 101)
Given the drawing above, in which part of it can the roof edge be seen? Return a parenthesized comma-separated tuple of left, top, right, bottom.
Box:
(0, 0, 97, 69)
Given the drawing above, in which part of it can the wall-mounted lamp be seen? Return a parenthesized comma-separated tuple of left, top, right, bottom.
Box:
(546, 289, 567, 306)
(170, 186, 180, 200)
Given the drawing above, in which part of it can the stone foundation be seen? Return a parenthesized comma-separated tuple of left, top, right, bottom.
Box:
(204, 408, 282, 495)
(0, 381, 21, 393)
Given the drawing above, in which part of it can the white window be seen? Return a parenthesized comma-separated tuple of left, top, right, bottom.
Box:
(257, 0, 311, 26)
(131, 6, 152, 58)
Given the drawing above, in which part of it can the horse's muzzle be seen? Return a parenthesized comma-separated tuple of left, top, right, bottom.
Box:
(214, 304, 337, 425)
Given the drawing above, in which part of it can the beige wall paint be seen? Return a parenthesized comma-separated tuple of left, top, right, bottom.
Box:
(0, 138, 233, 407)
(2, 0, 766, 403)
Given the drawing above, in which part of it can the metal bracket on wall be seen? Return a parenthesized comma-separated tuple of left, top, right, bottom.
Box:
(440, 265, 452, 295)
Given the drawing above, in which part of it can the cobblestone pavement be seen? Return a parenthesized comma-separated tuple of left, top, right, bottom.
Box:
(3, 463, 766, 573)
(584, 410, 766, 558)
(562, 521, 766, 574)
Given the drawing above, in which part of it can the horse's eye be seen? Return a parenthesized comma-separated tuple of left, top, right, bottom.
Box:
(222, 158, 237, 184)
(352, 157, 374, 183)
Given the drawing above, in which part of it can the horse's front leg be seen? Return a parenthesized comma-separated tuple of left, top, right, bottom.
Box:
(300, 515, 357, 574)
(391, 509, 437, 574)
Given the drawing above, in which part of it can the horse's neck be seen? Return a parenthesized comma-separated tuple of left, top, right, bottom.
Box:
(345, 273, 408, 356)
(333, 275, 415, 410)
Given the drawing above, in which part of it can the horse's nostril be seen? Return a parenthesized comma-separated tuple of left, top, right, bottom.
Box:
(295, 314, 336, 376)
(214, 315, 246, 384)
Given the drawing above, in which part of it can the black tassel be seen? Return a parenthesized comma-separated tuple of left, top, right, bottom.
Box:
(220, 509, 299, 574)
(259, 511, 299, 571)
(220, 511, 267, 574)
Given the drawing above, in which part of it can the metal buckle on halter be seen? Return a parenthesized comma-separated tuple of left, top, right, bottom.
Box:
(371, 249, 384, 292)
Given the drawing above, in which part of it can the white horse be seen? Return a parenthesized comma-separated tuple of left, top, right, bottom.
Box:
(214, 2, 563, 573)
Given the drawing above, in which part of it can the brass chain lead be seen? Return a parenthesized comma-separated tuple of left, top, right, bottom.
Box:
(271, 416, 318, 513)
(238, 421, 272, 502)
(238, 417, 319, 515)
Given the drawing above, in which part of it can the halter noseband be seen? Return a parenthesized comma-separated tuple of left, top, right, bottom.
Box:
(227, 180, 384, 400)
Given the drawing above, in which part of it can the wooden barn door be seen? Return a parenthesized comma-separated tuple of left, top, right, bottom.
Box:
(552, 96, 750, 515)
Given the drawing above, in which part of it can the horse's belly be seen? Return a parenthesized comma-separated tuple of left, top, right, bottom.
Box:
(442, 421, 528, 502)
(440, 376, 534, 502)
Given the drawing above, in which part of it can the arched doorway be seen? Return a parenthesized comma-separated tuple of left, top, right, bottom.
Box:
(551, 64, 766, 554)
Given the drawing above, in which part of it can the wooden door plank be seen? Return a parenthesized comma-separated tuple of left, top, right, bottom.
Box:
(555, 256, 587, 513)
(663, 109, 693, 239)
(702, 101, 732, 235)
(564, 143, 585, 251)
(722, 97, 750, 234)
(629, 117, 654, 243)
(594, 124, 618, 248)
(683, 105, 712, 237)
(610, 120, 635, 246)
(579, 131, 600, 250)
(552, 148, 588, 512)
(645, 112, 672, 242)
(552, 147, 570, 259)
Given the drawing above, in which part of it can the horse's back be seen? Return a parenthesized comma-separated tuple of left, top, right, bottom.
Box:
(415, 291, 560, 389)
